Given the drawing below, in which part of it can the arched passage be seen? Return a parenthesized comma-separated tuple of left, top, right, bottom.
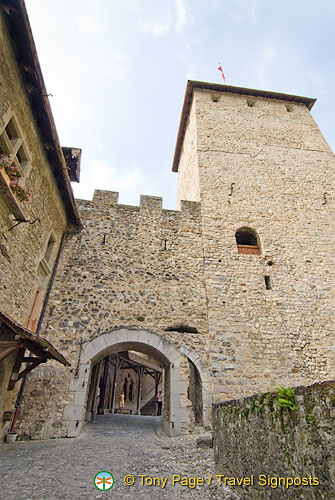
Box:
(63, 329, 212, 437)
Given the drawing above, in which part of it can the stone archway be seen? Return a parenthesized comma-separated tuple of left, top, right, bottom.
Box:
(63, 329, 212, 438)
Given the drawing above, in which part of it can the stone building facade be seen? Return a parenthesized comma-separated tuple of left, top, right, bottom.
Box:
(0, 1, 81, 440)
(15, 82, 335, 440)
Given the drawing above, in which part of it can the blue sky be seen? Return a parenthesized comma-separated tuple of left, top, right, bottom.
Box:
(25, 0, 335, 209)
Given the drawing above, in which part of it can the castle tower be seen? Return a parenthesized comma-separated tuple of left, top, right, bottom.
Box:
(173, 81, 335, 401)
(14, 81, 335, 440)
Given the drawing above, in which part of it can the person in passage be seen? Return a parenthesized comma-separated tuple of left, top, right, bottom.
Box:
(119, 391, 125, 414)
(157, 390, 163, 416)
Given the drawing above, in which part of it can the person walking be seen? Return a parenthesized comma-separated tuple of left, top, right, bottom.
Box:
(157, 390, 163, 416)
(119, 391, 125, 414)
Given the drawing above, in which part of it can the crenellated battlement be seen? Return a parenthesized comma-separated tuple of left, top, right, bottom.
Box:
(76, 189, 201, 221)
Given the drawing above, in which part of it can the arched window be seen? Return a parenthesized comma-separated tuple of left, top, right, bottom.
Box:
(235, 228, 260, 255)
(129, 379, 134, 401)
(123, 378, 128, 400)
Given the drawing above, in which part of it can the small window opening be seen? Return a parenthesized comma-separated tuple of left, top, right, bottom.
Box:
(16, 145, 28, 167)
(247, 97, 256, 107)
(165, 324, 199, 334)
(235, 228, 260, 255)
(0, 136, 9, 155)
(102, 233, 110, 245)
(211, 93, 220, 102)
(264, 276, 272, 290)
(5, 118, 19, 145)
(162, 239, 167, 250)
(285, 104, 293, 112)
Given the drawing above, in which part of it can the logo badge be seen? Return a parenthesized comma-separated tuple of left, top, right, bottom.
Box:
(94, 471, 114, 491)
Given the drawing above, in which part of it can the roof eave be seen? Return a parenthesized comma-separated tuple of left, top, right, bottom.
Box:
(1, 0, 82, 229)
(0, 310, 70, 366)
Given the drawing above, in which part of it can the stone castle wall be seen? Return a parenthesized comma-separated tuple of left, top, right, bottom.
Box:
(16, 191, 212, 438)
(0, 11, 69, 438)
(0, 12, 68, 323)
(213, 380, 335, 500)
(14, 84, 335, 439)
(177, 88, 335, 402)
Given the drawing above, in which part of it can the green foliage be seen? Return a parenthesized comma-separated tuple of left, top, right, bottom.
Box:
(305, 412, 316, 425)
(279, 408, 286, 433)
(276, 386, 296, 411)
(284, 449, 291, 464)
(257, 392, 266, 404)
(241, 407, 249, 420)
(266, 393, 274, 413)
(249, 401, 256, 412)
(256, 392, 266, 414)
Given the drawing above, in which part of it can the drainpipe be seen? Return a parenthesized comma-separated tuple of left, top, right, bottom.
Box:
(9, 376, 27, 433)
(9, 229, 73, 433)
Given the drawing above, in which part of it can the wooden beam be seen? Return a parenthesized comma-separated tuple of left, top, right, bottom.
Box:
(136, 366, 145, 415)
(20, 340, 49, 360)
(0, 345, 19, 362)
(91, 360, 102, 420)
(17, 358, 46, 382)
(8, 348, 25, 390)
(98, 355, 110, 414)
(111, 355, 123, 413)
(0, 341, 20, 348)
(22, 356, 44, 363)
(154, 371, 162, 399)
(86, 362, 99, 418)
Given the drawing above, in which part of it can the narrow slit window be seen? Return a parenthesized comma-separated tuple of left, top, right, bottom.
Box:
(264, 276, 272, 290)
(102, 233, 110, 245)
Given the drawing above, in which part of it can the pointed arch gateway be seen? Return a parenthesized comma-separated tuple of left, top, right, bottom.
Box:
(63, 329, 212, 437)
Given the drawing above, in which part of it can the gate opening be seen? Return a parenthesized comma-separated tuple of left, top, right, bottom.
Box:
(86, 350, 164, 422)
(188, 359, 203, 426)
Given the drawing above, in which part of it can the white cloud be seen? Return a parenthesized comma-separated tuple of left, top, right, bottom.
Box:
(77, 15, 103, 36)
(264, 47, 276, 60)
(73, 160, 160, 205)
(115, 51, 126, 62)
(254, 45, 278, 89)
(175, 0, 187, 32)
(221, 0, 259, 23)
(138, 16, 172, 37)
(305, 69, 326, 90)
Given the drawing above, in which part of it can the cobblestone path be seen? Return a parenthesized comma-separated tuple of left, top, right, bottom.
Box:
(0, 414, 241, 500)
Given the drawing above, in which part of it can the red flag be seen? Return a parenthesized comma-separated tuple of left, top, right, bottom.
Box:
(218, 64, 225, 83)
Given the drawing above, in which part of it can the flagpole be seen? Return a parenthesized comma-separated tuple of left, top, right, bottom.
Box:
(218, 63, 226, 84)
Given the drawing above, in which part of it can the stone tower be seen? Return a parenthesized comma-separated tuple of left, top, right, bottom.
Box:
(173, 81, 335, 400)
(15, 81, 335, 440)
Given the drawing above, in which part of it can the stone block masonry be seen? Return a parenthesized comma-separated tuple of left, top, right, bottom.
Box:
(213, 380, 335, 500)
(177, 84, 335, 402)
(16, 191, 212, 438)
(14, 81, 335, 440)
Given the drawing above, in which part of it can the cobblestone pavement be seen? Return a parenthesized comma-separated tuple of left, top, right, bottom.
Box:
(0, 414, 241, 500)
